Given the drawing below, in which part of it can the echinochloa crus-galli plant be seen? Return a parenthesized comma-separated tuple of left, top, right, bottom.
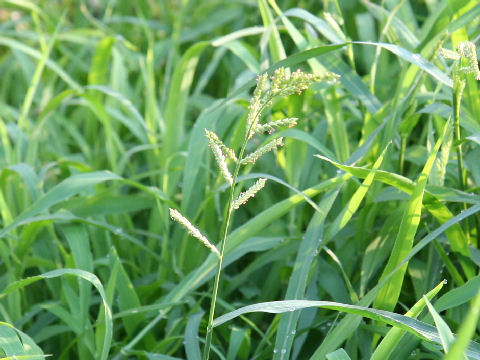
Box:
(169, 67, 339, 359)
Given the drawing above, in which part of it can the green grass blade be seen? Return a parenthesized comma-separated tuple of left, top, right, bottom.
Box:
(316, 155, 414, 192)
(280, 129, 337, 160)
(185, 312, 204, 360)
(86, 85, 150, 143)
(326, 143, 389, 241)
(226, 327, 248, 360)
(222, 40, 260, 73)
(267, 1, 325, 74)
(435, 276, 480, 312)
(258, 0, 286, 63)
(371, 281, 445, 360)
(212, 26, 265, 46)
(424, 296, 456, 354)
(309, 204, 480, 359)
(0, 322, 45, 358)
(0, 36, 81, 90)
(61, 224, 93, 347)
(326, 349, 351, 360)
(284, 8, 345, 44)
(88, 36, 115, 86)
(0, 171, 122, 238)
(444, 289, 480, 360)
(316, 155, 474, 280)
(320, 53, 382, 114)
(18, 12, 64, 161)
(0, 269, 112, 360)
(362, 2, 419, 48)
(354, 41, 453, 87)
(212, 299, 480, 360)
(6, 164, 41, 201)
(181, 99, 224, 218)
(162, 42, 208, 189)
(322, 86, 350, 162)
(374, 120, 450, 311)
(108, 247, 144, 339)
(232, 172, 324, 214)
(274, 187, 342, 360)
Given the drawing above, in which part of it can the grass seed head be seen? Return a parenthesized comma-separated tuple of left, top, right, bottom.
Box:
(205, 129, 237, 161)
(231, 178, 267, 210)
(169, 208, 220, 256)
(253, 117, 298, 137)
(206, 131, 234, 185)
(240, 137, 284, 165)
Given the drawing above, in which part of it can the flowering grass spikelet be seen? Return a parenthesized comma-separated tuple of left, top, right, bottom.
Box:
(440, 48, 460, 61)
(244, 68, 338, 140)
(240, 137, 284, 165)
(200, 66, 340, 359)
(205, 129, 237, 161)
(246, 73, 268, 131)
(456, 41, 480, 80)
(271, 68, 338, 97)
(206, 131, 233, 185)
(442, 41, 480, 81)
(253, 117, 297, 136)
(169, 208, 220, 256)
(231, 178, 267, 210)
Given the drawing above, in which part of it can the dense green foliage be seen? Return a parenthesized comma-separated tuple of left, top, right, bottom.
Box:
(0, 0, 480, 359)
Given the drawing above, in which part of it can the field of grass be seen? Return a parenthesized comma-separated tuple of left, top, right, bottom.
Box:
(1, 0, 480, 359)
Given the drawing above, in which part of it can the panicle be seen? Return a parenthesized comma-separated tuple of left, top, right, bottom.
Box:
(245, 67, 339, 139)
(441, 41, 480, 81)
(169, 208, 220, 256)
(440, 48, 460, 60)
(246, 73, 269, 131)
(252, 118, 297, 137)
(240, 137, 284, 165)
(456, 41, 480, 80)
(205, 129, 237, 161)
(206, 131, 233, 185)
(231, 178, 267, 210)
(271, 68, 339, 97)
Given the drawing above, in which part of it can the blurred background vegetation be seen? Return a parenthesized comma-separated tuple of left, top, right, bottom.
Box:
(1, 0, 480, 359)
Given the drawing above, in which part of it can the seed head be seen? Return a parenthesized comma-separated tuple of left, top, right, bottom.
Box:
(206, 131, 233, 185)
(240, 137, 284, 165)
(253, 118, 297, 138)
(231, 178, 267, 210)
(205, 129, 237, 161)
(169, 208, 220, 256)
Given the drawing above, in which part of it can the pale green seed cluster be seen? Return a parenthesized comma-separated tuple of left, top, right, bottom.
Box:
(231, 178, 267, 210)
(456, 41, 480, 80)
(271, 68, 335, 96)
(441, 41, 480, 81)
(170, 67, 338, 261)
(205, 130, 237, 161)
(206, 130, 234, 185)
(440, 48, 460, 61)
(246, 73, 269, 131)
(245, 68, 338, 134)
(240, 137, 284, 165)
(169, 208, 220, 256)
(253, 117, 298, 137)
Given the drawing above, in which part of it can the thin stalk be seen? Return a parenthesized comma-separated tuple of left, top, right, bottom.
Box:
(200, 68, 330, 358)
(202, 138, 247, 360)
(453, 77, 466, 191)
(452, 75, 471, 245)
(399, 134, 407, 175)
(202, 99, 273, 360)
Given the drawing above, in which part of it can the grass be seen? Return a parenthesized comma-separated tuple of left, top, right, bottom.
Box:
(0, 0, 479, 359)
